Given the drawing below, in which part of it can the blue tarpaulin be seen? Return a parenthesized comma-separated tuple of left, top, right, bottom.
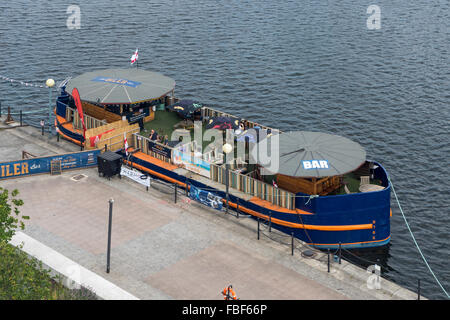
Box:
(189, 184, 223, 211)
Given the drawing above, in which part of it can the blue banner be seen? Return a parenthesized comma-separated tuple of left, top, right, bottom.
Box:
(189, 185, 223, 211)
(0, 150, 101, 180)
(91, 76, 141, 88)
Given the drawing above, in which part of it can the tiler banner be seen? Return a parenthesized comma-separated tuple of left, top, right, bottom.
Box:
(0, 150, 101, 180)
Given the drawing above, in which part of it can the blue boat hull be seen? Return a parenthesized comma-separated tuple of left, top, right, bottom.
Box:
(123, 151, 391, 250)
(55, 94, 391, 250)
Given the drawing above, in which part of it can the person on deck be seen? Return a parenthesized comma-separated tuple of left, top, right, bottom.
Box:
(149, 129, 158, 141)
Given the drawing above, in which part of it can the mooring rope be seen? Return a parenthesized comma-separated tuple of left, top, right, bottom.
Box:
(389, 176, 449, 299)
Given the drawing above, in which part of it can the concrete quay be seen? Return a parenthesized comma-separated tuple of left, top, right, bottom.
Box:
(0, 122, 424, 300)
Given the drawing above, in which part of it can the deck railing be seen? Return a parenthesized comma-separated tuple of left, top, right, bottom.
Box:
(98, 127, 140, 152)
(210, 163, 295, 210)
(201, 106, 281, 133)
(132, 133, 173, 163)
(65, 105, 107, 130)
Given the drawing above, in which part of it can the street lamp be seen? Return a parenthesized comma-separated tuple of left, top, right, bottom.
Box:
(46, 78, 55, 133)
(106, 198, 114, 273)
(222, 143, 233, 214)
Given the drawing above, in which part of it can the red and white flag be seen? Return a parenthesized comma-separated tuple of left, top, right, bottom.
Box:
(272, 180, 278, 188)
(124, 132, 129, 156)
(130, 48, 138, 65)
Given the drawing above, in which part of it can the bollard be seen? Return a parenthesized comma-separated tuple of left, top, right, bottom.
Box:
(257, 218, 260, 240)
(291, 232, 294, 256)
(418, 279, 421, 300)
(6, 106, 13, 122)
(186, 179, 189, 196)
(19, 110, 22, 126)
(174, 183, 177, 203)
(236, 198, 239, 219)
(338, 242, 342, 264)
(106, 198, 114, 273)
(327, 249, 330, 273)
(268, 211, 272, 232)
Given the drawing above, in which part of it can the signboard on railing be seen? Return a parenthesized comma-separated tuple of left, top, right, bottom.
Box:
(173, 149, 211, 178)
(147, 140, 172, 158)
(120, 166, 150, 187)
(0, 150, 101, 180)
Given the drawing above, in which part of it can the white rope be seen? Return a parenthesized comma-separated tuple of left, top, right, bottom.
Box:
(389, 176, 449, 299)
(0, 75, 47, 88)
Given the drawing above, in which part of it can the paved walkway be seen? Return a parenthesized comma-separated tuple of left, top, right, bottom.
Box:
(0, 124, 420, 300)
(2, 169, 348, 299)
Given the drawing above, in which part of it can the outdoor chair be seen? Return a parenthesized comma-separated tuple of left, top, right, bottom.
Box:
(360, 176, 370, 186)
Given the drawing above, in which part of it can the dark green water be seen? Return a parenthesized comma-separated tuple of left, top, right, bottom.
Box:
(0, 0, 448, 299)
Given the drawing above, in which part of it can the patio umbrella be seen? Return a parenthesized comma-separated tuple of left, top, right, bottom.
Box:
(253, 131, 366, 178)
(206, 116, 240, 130)
(166, 99, 203, 118)
(65, 68, 175, 104)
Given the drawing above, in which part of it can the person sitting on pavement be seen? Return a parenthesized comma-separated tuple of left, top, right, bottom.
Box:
(221, 285, 238, 300)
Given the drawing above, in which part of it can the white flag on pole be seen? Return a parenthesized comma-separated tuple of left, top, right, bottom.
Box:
(130, 48, 139, 65)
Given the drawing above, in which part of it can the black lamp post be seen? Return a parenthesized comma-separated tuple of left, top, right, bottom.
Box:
(222, 143, 233, 214)
(106, 198, 114, 273)
(46, 79, 55, 133)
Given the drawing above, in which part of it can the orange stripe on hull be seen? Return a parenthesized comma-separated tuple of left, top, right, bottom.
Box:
(224, 199, 373, 231)
(54, 118, 83, 146)
(306, 235, 391, 247)
(249, 196, 314, 215)
(127, 149, 178, 171)
(124, 160, 186, 188)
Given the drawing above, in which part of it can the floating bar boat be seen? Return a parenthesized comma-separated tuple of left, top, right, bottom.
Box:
(55, 68, 391, 249)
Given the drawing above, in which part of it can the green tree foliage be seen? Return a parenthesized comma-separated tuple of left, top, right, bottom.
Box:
(0, 187, 96, 300)
(0, 187, 28, 245)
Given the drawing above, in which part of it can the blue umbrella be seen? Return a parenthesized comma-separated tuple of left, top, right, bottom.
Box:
(166, 99, 203, 118)
(206, 116, 240, 130)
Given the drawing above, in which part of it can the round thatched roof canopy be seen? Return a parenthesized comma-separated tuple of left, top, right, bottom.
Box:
(65, 68, 175, 104)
